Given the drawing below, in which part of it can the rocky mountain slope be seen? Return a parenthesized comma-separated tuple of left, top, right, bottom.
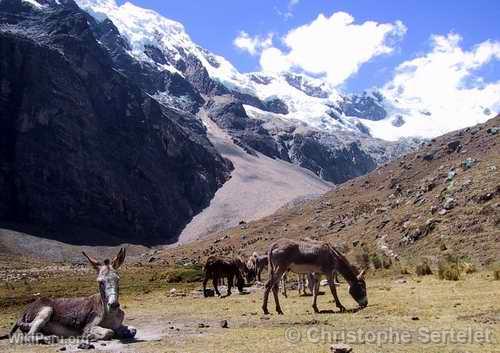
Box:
(177, 109, 332, 244)
(0, 0, 231, 244)
(164, 117, 500, 266)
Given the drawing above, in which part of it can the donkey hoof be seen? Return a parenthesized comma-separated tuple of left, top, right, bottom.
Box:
(262, 308, 270, 315)
(338, 306, 346, 313)
(276, 309, 284, 315)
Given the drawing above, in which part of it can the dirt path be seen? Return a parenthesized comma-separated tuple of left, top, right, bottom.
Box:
(177, 110, 332, 244)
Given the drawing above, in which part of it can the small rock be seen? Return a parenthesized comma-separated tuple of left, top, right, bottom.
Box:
(446, 140, 461, 153)
(59, 347, 67, 352)
(169, 288, 177, 295)
(77, 343, 95, 350)
(487, 127, 499, 135)
(447, 171, 456, 181)
(198, 323, 209, 328)
(423, 152, 436, 161)
(442, 197, 456, 210)
(330, 343, 353, 353)
(220, 320, 229, 328)
(462, 158, 476, 170)
(395, 279, 407, 284)
(438, 209, 448, 215)
(411, 316, 420, 321)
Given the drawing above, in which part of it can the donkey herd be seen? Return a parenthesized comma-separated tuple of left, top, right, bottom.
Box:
(7, 238, 368, 342)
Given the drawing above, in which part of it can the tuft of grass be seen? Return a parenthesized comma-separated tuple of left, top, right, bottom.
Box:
(461, 262, 476, 274)
(437, 255, 462, 281)
(415, 260, 432, 276)
(494, 270, 500, 281)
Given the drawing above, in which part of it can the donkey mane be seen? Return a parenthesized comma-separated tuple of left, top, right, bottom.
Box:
(328, 245, 360, 284)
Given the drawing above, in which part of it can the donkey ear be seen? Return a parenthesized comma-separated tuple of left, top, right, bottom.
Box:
(82, 251, 101, 271)
(112, 248, 126, 269)
(357, 269, 366, 280)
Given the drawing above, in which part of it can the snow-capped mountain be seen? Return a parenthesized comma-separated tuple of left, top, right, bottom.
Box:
(73, 0, 405, 139)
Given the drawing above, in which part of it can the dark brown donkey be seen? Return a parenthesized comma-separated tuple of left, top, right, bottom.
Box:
(202, 256, 246, 297)
(9, 249, 136, 341)
(262, 238, 367, 314)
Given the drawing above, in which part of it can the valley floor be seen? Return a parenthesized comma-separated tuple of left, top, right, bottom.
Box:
(1, 272, 499, 353)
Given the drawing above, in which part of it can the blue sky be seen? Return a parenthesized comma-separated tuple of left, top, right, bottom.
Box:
(119, 0, 499, 93)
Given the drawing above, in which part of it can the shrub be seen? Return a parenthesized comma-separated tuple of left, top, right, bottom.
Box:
(494, 270, 500, 281)
(416, 260, 432, 276)
(438, 256, 461, 281)
(400, 267, 410, 275)
(370, 254, 383, 270)
(461, 262, 476, 274)
(355, 251, 370, 269)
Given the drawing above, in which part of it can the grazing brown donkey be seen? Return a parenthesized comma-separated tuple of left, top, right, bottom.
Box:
(10, 248, 136, 341)
(262, 239, 367, 314)
(202, 256, 246, 297)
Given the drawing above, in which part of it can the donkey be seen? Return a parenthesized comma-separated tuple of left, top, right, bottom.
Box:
(202, 256, 246, 297)
(262, 238, 367, 315)
(246, 252, 268, 282)
(9, 248, 136, 341)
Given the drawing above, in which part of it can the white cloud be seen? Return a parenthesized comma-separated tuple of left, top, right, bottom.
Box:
(233, 31, 273, 56)
(378, 33, 500, 139)
(258, 12, 406, 85)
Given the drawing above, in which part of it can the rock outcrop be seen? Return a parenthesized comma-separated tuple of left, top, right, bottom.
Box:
(0, 0, 231, 244)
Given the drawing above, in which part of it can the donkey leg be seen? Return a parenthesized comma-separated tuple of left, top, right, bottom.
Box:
(272, 283, 284, 315)
(213, 276, 221, 297)
(227, 275, 233, 297)
(262, 276, 273, 314)
(27, 306, 53, 337)
(272, 268, 287, 314)
(281, 273, 287, 298)
(203, 274, 209, 297)
(311, 277, 320, 313)
(88, 326, 114, 341)
(262, 270, 283, 314)
(115, 325, 137, 339)
(327, 273, 346, 312)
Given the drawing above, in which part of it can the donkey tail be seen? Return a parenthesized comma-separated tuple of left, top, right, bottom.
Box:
(267, 246, 276, 278)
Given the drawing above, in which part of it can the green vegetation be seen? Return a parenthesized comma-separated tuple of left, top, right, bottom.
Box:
(159, 264, 204, 283)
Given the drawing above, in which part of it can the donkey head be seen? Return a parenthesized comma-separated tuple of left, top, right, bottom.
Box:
(82, 248, 126, 312)
(348, 269, 368, 308)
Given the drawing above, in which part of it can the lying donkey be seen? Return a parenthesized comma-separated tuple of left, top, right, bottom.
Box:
(10, 248, 136, 341)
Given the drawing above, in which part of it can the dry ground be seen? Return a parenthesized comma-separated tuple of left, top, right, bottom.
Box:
(0, 270, 499, 353)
